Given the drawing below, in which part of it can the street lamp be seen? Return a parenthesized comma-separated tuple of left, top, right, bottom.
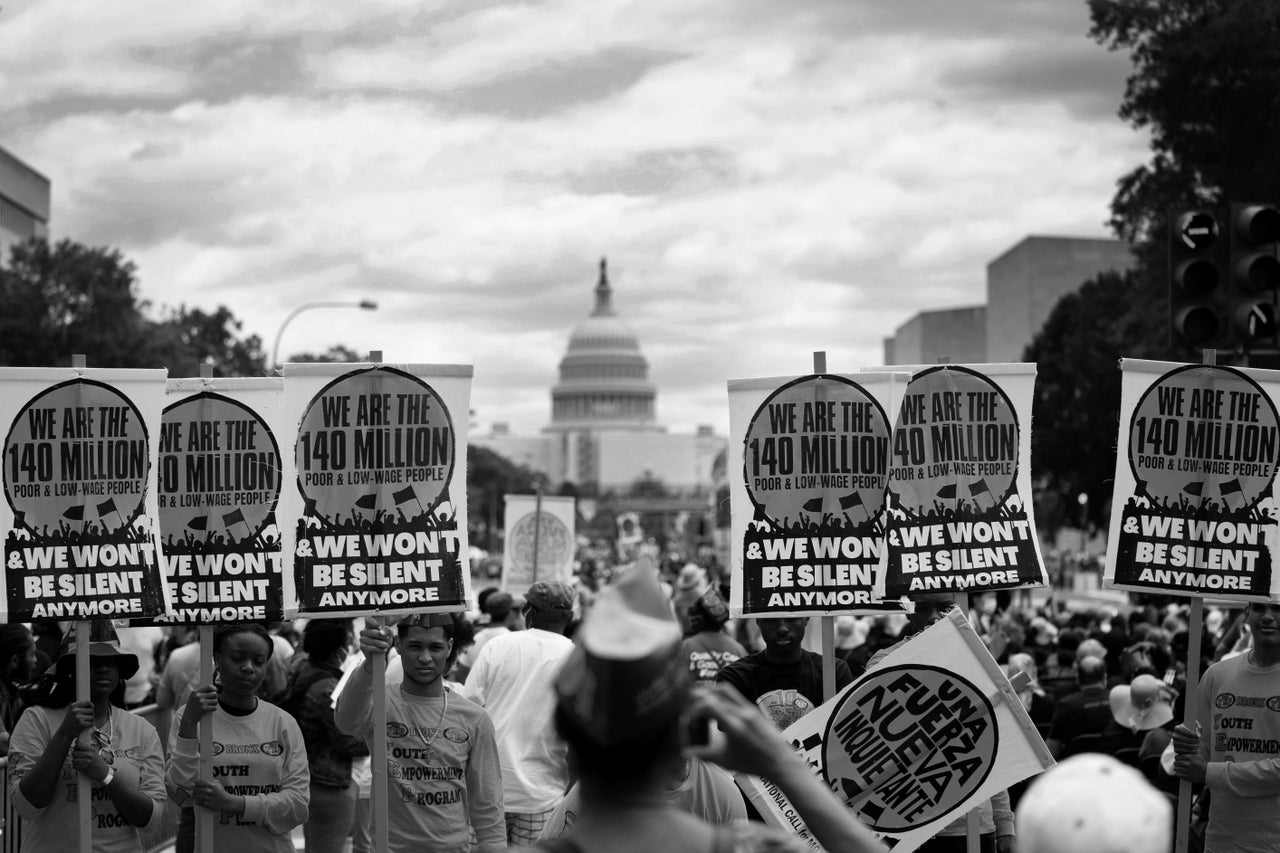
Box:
(271, 300, 379, 369)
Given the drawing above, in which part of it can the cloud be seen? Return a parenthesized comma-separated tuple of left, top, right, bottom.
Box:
(0, 0, 1149, 439)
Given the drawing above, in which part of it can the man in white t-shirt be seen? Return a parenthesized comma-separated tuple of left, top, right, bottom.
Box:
(460, 581, 576, 845)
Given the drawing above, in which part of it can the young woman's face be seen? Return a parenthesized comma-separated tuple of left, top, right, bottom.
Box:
(89, 656, 121, 699)
(215, 632, 272, 698)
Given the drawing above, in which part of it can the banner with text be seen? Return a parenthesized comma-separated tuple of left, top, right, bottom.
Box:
(281, 363, 473, 617)
(740, 608, 1053, 853)
(728, 372, 905, 617)
(0, 368, 169, 622)
(155, 378, 289, 623)
(875, 364, 1046, 602)
(502, 494, 576, 596)
(1104, 359, 1280, 601)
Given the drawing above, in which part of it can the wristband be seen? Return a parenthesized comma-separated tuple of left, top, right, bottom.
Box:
(101, 768, 115, 787)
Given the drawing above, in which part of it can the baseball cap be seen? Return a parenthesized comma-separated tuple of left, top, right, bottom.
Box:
(526, 581, 575, 613)
(484, 591, 515, 621)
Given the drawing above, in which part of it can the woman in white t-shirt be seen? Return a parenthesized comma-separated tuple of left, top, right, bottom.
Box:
(8, 623, 167, 853)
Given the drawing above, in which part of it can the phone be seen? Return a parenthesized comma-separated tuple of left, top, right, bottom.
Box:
(683, 711, 725, 756)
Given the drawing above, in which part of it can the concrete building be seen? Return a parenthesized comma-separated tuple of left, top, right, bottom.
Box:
(884, 235, 1135, 365)
(883, 305, 987, 365)
(0, 145, 50, 260)
(986, 236, 1136, 362)
(473, 259, 726, 497)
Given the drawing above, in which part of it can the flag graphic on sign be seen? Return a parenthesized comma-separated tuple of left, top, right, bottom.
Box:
(1183, 481, 1204, 497)
(97, 498, 118, 518)
(969, 480, 990, 497)
(1221, 478, 1243, 495)
(63, 505, 85, 520)
(839, 492, 863, 510)
(188, 515, 208, 531)
(936, 484, 958, 499)
(354, 493, 377, 510)
(802, 497, 825, 514)
(223, 508, 246, 527)
(394, 486, 416, 505)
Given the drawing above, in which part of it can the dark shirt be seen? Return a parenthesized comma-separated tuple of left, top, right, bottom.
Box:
(716, 650, 852, 729)
(1047, 683, 1111, 752)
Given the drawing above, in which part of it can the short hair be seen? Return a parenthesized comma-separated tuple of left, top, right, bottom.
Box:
(1076, 655, 1106, 685)
(302, 618, 351, 660)
(213, 624, 274, 657)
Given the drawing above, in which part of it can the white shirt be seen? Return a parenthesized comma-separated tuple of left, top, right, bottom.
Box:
(459, 628, 574, 812)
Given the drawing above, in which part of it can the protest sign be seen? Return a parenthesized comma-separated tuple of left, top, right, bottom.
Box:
(0, 368, 169, 622)
(155, 378, 289, 623)
(727, 372, 903, 616)
(281, 363, 472, 617)
(875, 364, 1046, 601)
(1104, 359, 1280, 600)
(502, 494, 575, 595)
(740, 608, 1052, 853)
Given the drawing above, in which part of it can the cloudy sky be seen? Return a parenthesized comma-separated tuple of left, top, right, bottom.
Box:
(1, 0, 1146, 438)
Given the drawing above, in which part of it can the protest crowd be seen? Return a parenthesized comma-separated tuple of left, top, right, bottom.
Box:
(0, 537, 1247, 853)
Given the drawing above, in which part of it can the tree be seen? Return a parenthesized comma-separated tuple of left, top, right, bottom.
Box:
(1024, 271, 1154, 527)
(465, 445, 541, 552)
(1089, 0, 1280, 243)
(285, 344, 364, 364)
(0, 236, 267, 376)
(0, 237, 155, 368)
(1027, 2, 1280, 527)
(151, 305, 268, 377)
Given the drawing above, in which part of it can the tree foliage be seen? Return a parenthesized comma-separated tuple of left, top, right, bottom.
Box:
(465, 445, 541, 552)
(0, 237, 267, 376)
(1089, 0, 1280, 241)
(1029, 2, 1280, 528)
(285, 344, 364, 364)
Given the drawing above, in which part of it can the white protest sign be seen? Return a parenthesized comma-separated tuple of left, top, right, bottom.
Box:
(281, 363, 473, 617)
(873, 364, 1047, 601)
(741, 608, 1053, 853)
(502, 494, 576, 596)
(0, 367, 171, 622)
(1104, 359, 1280, 600)
(156, 377, 291, 623)
(727, 372, 905, 617)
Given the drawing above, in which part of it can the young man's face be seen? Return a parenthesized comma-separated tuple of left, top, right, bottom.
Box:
(397, 626, 452, 688)
(759, 617, 808, 652)
(1247, 603, 1280, 649)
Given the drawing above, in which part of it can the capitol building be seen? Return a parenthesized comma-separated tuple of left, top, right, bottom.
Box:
(472, 260, 726, 498)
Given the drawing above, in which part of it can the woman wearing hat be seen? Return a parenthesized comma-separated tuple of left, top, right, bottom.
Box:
(7, 621, 167, 852)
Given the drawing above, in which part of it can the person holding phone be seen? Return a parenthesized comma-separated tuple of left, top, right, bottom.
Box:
(532, 563, 886, 853)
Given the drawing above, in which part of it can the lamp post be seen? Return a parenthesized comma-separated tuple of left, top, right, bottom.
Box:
(271, 300, 378, 368)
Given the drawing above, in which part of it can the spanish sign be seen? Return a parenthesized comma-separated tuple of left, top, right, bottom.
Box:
(876, 364, 1046, 601)
(156, 378, 289, 623)
(1, 368, 169, 622)
(740, 608, 1052, 853)
(280, 362, 473, 617)
(502, 494, 575, 596)
(727, 372, 904, 617)
(1105, 359, 1280, 600)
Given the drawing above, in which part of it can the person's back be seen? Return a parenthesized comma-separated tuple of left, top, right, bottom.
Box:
(530, 564, 886, 853)
(462, 583, 576, 845)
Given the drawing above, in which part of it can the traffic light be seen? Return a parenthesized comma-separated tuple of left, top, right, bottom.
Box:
(1228, 202, 1280, 347)
(1168, 208, 1224, 348)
